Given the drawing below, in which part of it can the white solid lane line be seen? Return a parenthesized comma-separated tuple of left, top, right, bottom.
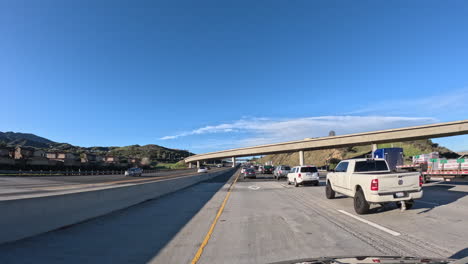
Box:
(337, 209, 401, 237)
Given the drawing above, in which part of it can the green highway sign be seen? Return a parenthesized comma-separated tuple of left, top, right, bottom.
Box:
(457, 159, 465, 163)
(430, 158, 438, 162)
(440, 159, 448, 164)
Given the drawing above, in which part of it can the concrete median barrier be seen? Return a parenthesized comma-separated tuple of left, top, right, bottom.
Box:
(0, 168, 236, 244)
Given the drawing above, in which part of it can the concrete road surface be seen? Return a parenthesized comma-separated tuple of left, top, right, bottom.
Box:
(0, 167, 227, 200)
(0, 170, 467, 263)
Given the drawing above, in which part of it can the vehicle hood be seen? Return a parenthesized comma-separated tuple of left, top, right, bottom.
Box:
(269, 256, 461, 264)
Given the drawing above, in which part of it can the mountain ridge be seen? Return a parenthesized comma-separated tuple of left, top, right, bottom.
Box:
(0, 131, 193, 163)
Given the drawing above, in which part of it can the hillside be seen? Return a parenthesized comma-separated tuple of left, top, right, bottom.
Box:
(0, 131, 193, 163)
(0, 132, 55, 148)
(257, 139, 458, 168)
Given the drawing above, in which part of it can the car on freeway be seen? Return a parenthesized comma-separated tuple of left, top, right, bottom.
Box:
(263, 165, 274, 174)
(287, 165, 320, 187)
(124, 167, 143, 177)
(216, 164, 223, 168)
(243, 168, 256, 179)
(257, 166, 264, 174)
(197, 167, 208, 173)
(273, 165, 291, 180)
(325, 158, 423, 214)
(241, 167, 247, 174)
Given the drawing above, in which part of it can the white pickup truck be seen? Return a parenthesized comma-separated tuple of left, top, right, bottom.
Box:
(326, 158, 423, 214)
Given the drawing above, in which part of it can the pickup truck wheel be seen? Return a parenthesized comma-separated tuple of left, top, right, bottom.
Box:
(294, 179, 299, 187)
(354, 189, 370, 215)
(325, 182, 335, 199)
(287, 179, 291, 185)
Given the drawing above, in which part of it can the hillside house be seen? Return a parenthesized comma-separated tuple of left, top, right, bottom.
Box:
(14, 146, 35, 160)
(95, 155, 105, 163)
(0, 147, 13, 158)
(0, 147, 14, 165)
(104, 155, 119, 164)
(47, 152, 80, 166)
(27, 149, 49, 166)
(46, 152, 66, 160)
(81, 153, 96, 163)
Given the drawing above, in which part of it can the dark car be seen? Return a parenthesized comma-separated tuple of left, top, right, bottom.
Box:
(263, 165, 274, 174)
(243, 168, 256, 179)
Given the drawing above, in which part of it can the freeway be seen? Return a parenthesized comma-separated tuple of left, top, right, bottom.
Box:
(0, 169, 467, 263)
(0, 167, 228, 200)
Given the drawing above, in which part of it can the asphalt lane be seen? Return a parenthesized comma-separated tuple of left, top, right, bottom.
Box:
(0, 169, 237, 264)
(156, 173, 468, 263)
(0, 170, 467, 263)
(0, 167, 228, 199)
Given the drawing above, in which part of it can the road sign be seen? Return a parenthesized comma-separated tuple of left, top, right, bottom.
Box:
(440, 160, 448, 164)
(430, 158, 438, 162)
(457, 158, 465, 163)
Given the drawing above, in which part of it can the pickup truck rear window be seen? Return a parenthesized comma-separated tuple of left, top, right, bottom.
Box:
(354, 160, 389, 172)
(283, 166, 291, 170)
(300, 167, 318, 173)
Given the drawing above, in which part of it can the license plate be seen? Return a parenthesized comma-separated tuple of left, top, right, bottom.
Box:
(394, 192, 405, 198)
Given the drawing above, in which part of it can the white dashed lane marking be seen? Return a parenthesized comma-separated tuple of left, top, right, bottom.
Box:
(337, 209, 401, 236)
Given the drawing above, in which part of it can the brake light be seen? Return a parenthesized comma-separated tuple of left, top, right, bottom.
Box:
(370, 179, 379, 191)
(419, 174, 423, 187)
(298, 173, 302, 178)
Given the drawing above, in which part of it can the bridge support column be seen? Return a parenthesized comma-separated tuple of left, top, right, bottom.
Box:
(299, 150, 304, 166)
(371, 143, 378, 155)
(232, 157, 236, 167)
(197, 161, 200, 168)
(188, 163, 193, 169)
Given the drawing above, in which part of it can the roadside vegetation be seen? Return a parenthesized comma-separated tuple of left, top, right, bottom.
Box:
(258, 139, 458, 168)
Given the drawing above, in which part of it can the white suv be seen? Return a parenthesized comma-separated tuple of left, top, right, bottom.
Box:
(287, 165, 320, 187)
(273, 165, 291, 180)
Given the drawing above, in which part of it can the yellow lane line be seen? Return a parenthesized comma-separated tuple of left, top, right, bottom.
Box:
(191, 170, 240, 264)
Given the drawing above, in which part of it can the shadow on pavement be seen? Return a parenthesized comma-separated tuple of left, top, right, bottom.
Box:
(363, 181, 468, 214)
(415, 182, 468, 214)
(451, 247, 468, 259)
(0, 170, 236, 264)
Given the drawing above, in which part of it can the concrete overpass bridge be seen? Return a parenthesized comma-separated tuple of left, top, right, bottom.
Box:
(185, 120, 468, 167)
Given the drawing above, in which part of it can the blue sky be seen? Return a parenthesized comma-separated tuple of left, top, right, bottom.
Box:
(1, 0, 467, 153)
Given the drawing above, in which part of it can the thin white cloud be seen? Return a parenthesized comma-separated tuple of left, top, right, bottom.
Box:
(160, 116, 437, 148)
(346, 87, 468, 115)
(159, 89, 468, 152)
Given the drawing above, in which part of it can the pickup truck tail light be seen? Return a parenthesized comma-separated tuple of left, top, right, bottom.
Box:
(298, 173, 302, 178)
(419, 175, 423, 187)
(370, 179, 379, 191)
